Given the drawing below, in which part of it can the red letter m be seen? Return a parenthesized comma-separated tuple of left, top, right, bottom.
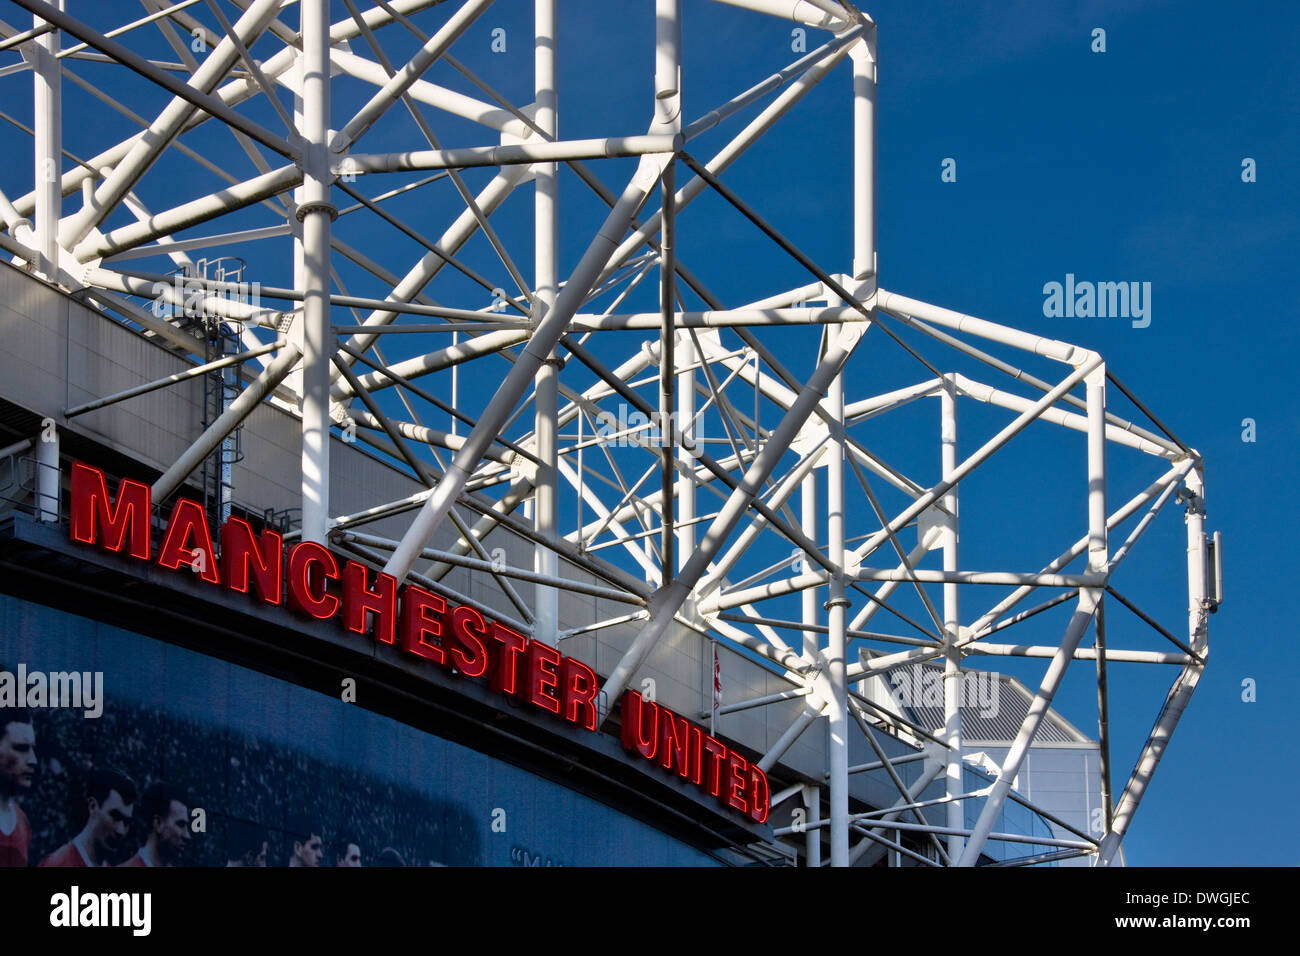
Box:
(70, 462, 151, 560)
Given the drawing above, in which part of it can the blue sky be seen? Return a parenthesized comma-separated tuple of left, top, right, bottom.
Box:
(855, 0, 1300, 867)
(1, 0, 1296, 865)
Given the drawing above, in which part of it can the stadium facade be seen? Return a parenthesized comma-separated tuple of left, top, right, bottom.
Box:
(0, 0, 1215, 867)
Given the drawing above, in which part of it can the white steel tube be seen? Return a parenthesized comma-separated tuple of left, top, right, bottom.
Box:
(334, 329, 530, 400)
(803, 785, 821, 867)
(756, 701, 823, 773)
(33, 0, 61, 280)
(709, 0, 848, 30)
(941, 378, 964, 859)
(852, 568, 1104, 588)
(327, 48, 520, 134)
(801, 472, 819, 660)
(569, 306, 868, 329)
(677, 331, 697, 572)
(826, 333, 850, 867)
(299, 0, 334, 545)
(851, 31, 876, 280)
(79, 165, 303, 262)
(965, 644, 1191, 665)
(844, 378, 943, 421)
(952, 374, 1177, 460)
(331, 0, 495, 153)
(1086, 369, 1109, 576)
(878, 290, 1089, 366)
(343, 135, 678, 173)
(82, 267, 282, 327)
(684, 26, 865, 142)
(533, 0, 559, 645)
(35, 420, 58, 522)
(64, 339, 285, 418)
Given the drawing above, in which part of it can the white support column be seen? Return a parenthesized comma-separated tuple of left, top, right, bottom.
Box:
(676, 331, 696, 571)
(33, 0, 62, 280)
(801, 471, 819, 660)
(822, 17, 878, 870)
(825, 353, 850, 867)
(36, 421, 59, 522)
(941, 376, 964, 859)
(288, 36, 306, 400)
(851, 27, 877, 282)
(299, 0, 335, 545)
(656, 0, 683, 590)
(803, 784, 822, 868)
(533, 0, 560, 644)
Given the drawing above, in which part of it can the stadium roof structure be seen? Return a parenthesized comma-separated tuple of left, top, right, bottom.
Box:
(0, 0, 1218, 866)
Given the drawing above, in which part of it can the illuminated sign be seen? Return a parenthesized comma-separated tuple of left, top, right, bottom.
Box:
(67, 461, 769, 823)
(622, 689, 769, 823)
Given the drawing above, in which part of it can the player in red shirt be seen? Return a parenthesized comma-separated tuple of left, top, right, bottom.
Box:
(38, 767, 137, 868)
(119, 781, 190, 867)
(0, 706, 36, 867)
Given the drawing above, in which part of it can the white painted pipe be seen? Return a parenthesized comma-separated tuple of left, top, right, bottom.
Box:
(710, 0, 849, 30)
(33, 0, 61, 280)
(343, 134, 679, 174)
(332, 0, 495, 153)
(35, 420, 59, 522)
(878, 289, 1090, 366)
(952, 373, 1177, 461)
(940, 378, 964, 859)
(80, 165, 303, 262)
(533, 0, 560, 646)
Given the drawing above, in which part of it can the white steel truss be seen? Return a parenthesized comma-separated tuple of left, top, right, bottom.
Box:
(0, 0, 1217, 867)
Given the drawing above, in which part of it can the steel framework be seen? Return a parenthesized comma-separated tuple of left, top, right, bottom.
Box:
(0, 0, 1217, 866)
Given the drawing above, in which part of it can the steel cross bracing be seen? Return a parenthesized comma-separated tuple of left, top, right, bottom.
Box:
(0, 0, 1217, 867)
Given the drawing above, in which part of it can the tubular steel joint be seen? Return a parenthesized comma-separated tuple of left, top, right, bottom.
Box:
(295, 200, 339, 222)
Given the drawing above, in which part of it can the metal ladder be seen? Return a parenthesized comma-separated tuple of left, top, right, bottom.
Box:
(172, 257, 248, 529)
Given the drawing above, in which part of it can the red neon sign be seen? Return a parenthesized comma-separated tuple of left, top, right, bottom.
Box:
(620, 690, 770, 824)
(68, 462, 769, 823)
